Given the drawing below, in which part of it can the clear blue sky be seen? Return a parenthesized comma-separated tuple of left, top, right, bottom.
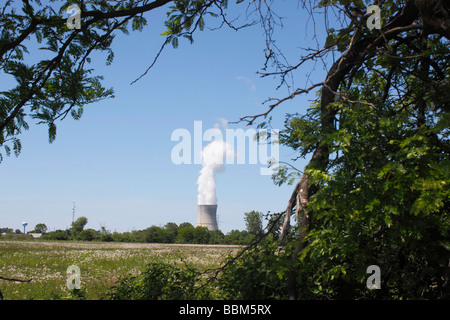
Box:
(0, 1, 330, 233)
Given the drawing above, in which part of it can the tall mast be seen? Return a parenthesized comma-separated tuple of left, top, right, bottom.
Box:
(72, 202, 76, 223)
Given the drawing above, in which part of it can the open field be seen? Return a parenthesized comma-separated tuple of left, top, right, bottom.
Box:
(0, 240, 241, 300)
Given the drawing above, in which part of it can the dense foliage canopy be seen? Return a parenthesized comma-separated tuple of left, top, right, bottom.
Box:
(262, 0, 450, 299)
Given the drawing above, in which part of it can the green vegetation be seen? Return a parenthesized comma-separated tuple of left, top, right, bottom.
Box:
(1, 211, 265, 245)
(1, 0, 449, 300)
(0, 0, 235, 160)
(109, 261, 214, 300)
(0, 240, 239, 300)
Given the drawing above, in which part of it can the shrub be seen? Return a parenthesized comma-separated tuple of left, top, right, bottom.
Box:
(217, 237, 289, 299)
(77, 228, 99, 241)
(108, 261, 212, 300)
(41, 229, 69, 240)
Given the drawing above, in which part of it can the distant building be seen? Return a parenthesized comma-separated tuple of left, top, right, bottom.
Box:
(1, 233, 33, 238)
(29, 233, 43, 238)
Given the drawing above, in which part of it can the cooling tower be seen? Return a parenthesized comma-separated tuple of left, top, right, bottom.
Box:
(197, 205, 218, 231)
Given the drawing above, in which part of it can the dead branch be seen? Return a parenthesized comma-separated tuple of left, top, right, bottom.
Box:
(0, 276, 32, 283)
(232, 82, 324, 126)
(195, 211, 285, 291)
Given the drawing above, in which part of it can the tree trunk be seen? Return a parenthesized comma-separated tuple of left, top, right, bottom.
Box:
(283, 0, 422, 299)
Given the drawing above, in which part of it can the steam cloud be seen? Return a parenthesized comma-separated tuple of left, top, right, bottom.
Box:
(197, 127, 234, 205)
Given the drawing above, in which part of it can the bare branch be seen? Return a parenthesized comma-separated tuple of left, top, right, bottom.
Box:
(0, 275, 32, 282)
(233, 81, 323, 125)
(130, 39, 169, 85)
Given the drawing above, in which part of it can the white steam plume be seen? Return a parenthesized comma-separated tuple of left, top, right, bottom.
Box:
(197, 128, 234, 205)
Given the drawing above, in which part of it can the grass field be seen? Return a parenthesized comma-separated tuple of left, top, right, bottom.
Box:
(0, 240, 241, 300)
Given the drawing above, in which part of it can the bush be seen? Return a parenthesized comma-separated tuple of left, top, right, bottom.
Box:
(217, 237, 289, 299)
(41, 229, 69, 240)
(77, 229, 98, 241)
(107, 237, 292, 300)
(175, 226, 211, 244)
(108, 261, 212, 300)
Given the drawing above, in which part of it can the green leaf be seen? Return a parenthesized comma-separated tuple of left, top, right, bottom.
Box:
(48, 122, 56, 143)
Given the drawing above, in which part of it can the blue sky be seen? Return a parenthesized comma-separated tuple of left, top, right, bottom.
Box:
(0, 1, 329, 233)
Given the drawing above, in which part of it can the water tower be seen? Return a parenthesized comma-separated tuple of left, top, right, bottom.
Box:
(22, 222, 28, 234)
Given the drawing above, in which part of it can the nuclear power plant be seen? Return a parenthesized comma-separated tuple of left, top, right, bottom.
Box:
(197, 205, 218, 231)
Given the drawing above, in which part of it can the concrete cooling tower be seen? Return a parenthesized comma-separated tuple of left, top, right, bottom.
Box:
(197, 205, 218, 231)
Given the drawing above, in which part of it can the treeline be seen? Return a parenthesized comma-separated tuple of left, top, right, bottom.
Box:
(1, 211, 272, 245)
(42, 222, 252, 245)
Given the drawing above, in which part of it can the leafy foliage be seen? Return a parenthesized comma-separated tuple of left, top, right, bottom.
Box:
(0, 0, 232, 161)
(108, 261, 213, 300)
(273, 3, 450, 298)
(28, 219, 257, 244)
(244, 210, 263, 238)
(217, 237, 289, 299)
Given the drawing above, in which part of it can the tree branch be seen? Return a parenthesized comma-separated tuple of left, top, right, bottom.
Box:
(0, 275, 32, 282)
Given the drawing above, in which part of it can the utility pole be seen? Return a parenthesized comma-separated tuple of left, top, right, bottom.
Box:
(72, 202, 76, 224)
